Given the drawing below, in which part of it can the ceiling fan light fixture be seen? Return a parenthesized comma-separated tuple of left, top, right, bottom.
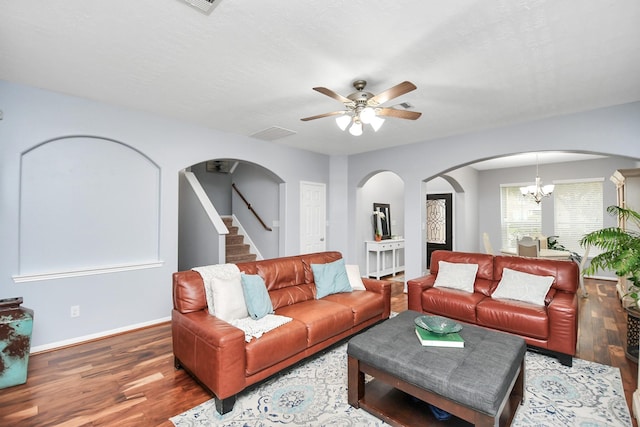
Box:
(301, 79, 420, 136)
(336, 114, 351, 131)
(359, 106, 376, 124)
(349, 121, 363, 136)
(370, 115, 385, 132)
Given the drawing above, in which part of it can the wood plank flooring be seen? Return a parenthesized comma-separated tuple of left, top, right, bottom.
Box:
(0, 278, 636, 426)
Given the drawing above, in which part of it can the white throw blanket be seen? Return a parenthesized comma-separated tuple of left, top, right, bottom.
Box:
(231, 314, 293, 342)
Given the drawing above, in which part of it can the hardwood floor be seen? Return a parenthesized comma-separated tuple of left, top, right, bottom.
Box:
(0, 278, 636, 426)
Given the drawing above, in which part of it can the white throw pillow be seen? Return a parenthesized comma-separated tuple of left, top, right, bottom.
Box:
(211, 271, 248, 322)
(492, 267, 555, 306)
(345, 264, 367, 290)
(194, 264, 248, 322)
(433, 261, 478, 293)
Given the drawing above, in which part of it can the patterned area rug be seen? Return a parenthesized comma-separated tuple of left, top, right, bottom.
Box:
(171, 343, 632, 427)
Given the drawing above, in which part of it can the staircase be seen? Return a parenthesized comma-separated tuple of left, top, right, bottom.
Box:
(223, 217, 257, 263)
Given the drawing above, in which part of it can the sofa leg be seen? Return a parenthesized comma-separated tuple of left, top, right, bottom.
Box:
(557, 353, 573, 367)
(174, 357, 182, 370)
(527, 346, 573, 367)
(215, 395, 236, 414)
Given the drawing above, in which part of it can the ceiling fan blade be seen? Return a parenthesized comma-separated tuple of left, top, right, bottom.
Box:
(377, 108, 422, 120)
(368, 81, 417, 106)
(300, 111, 346, 121)
(312, 87, 351, 104)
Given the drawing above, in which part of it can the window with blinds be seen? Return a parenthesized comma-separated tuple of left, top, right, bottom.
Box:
(500, 185, 542, 250)
(553, 179, 603, 255)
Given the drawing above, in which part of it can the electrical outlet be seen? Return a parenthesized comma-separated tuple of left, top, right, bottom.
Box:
(70, 305, 80, 318)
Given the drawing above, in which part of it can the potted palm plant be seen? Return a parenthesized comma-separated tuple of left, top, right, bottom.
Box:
(580, 205, 640, 361)
(580, 205, 640, 306)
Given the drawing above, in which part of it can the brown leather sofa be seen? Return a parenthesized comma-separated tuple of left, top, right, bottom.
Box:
(172, 251, 391, 414)
(407, 250, 579, 366)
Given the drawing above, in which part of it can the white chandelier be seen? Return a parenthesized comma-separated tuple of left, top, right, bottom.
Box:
(520, 156, 554, 204)
(335, 106, 385, 136)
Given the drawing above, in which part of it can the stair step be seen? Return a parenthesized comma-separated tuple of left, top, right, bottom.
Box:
(226, 243, 250, 256)
(222, 217, 256, 264)
(226, 253, 257, 263)
(226, 234, 244, 245)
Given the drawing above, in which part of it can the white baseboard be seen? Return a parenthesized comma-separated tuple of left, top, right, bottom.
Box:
(30, 316, 171, 354)
(633, 389, 640, 422)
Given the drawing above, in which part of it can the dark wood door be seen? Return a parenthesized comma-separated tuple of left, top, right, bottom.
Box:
(426, 193, 453, 268)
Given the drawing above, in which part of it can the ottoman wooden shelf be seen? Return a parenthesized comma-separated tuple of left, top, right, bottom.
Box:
(347, 310, 526, 427)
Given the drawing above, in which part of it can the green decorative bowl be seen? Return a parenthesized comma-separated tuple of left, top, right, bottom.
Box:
(414, 315, 462, 335)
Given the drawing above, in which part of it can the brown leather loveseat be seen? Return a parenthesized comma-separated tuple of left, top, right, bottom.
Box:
(408, 250, 579, 366)
(172, 251, 391, 414)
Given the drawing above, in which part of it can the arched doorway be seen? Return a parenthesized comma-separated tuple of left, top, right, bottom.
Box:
(178, 158, 285, 270)
(359, 171, 405, 277)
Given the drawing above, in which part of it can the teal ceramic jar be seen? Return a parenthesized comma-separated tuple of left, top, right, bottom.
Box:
(0, 297, 34, 388)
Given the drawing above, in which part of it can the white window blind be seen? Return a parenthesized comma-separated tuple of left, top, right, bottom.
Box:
(500, 185, 542, 250)
(554, 179, 603, 255)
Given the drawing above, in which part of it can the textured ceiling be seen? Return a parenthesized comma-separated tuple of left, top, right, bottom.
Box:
(1, 0, 639, 156)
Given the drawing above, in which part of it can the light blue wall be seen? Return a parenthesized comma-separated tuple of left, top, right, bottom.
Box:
(230, 162, 282, 259)
(191, 162, 233, 215)
(0, 80, 330, 349)
(178, 172, 225, 271)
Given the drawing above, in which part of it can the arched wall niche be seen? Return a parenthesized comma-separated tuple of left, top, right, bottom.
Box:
(18, 135, 161, 279)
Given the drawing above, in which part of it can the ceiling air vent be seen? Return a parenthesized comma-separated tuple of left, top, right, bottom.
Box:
(391, 102, 414, 110)
(178, 0, 222, 15)
(251, 126, 297, 141)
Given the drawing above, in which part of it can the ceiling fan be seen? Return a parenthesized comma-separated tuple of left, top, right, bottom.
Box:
(301, 80, 422, 136)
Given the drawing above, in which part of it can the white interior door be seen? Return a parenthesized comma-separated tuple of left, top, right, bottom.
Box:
(300, 181, 326, 254)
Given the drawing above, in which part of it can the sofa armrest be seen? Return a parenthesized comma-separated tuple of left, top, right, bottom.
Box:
(172, 310, 246, 399)
(407, 275, 435, 312)
(546, 291, 578, 356)
(362, 278, 391, 318)
(362, 277, 390, 294)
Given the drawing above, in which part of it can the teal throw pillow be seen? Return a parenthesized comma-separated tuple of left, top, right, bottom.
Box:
(240, 274, 274, 319)
(311, 258, 352, 299)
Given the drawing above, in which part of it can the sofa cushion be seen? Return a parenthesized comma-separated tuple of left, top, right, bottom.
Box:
(433, 260, 478, 293)
(240, 274, 275, 319)
(301, 251, 344, 283)
(276, 299, 353, 346)
(269, 284, 316, 310)
(421, 287, 486, 323)
(345, 264, 367, 290)
(238, 257, 308, 291)
(494, 255, 579, 294)
(492, 267, 554, 306)
(430, 250, 494, 282)
(476, 297, 548, 340)
(312, 258, 352, 299)
(244, 319, 308, 375)
(322, 290, 383, 324)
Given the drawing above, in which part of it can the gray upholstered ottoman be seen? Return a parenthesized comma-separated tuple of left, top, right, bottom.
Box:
(347, 310, 526, 427)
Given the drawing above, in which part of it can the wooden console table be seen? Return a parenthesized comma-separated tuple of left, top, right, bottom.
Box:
(365, 239, 404, 279)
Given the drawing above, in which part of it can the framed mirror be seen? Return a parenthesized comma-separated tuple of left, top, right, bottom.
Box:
(373, 203, 391, 240)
